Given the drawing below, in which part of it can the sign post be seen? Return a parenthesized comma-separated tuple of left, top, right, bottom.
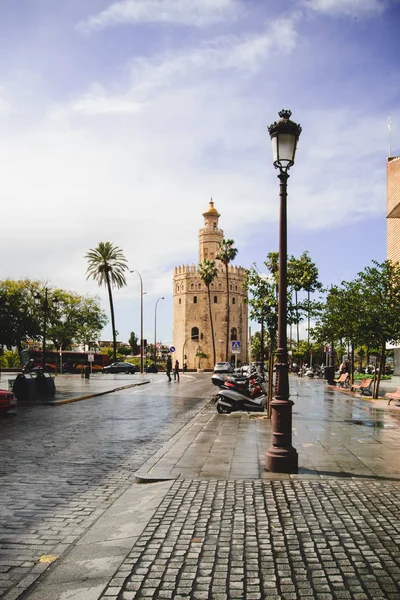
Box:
(88, 353, 94, 374)
(231, 341, 241, 370)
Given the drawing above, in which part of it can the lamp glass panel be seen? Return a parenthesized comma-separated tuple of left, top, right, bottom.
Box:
(277, 133, 296, 164)
(271, 136, 278, 164)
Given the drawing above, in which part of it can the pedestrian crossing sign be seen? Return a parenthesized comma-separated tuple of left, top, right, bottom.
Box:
(231, 341, 241, 353)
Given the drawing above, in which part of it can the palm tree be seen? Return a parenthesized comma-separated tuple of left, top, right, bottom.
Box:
(198, 259, 218, 366)
(85, 242, 128, 361)
(216, 238, 238, 362)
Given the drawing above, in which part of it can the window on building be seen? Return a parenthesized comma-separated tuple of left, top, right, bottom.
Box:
(193, 296, 197, 304)
(235, 285, 238, 291)
(198, 283, 201, 290)
(190, 283, 194, 290)
(231, 328, 237, 341)
(191, 327, 199, 340)
(214, 296, 217, 303)
(232, 297, 236, 305)
(176, 285, 179, 293)
(230, 284, 233, 291)
(218, 283, 222, 290)
(211, 283, 214, 290)
(179, 298, 181, 305)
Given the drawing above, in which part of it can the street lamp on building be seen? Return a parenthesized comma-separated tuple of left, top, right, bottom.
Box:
(34, 288, 59, 370)
(154, 297, 164, 368)
(265, 109, 302, 474)
(130, 270, 145, 374)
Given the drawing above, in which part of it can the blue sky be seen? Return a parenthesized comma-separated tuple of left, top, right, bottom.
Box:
(0, 0, 399, 347)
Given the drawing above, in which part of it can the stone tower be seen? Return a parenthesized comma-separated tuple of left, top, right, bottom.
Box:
(173, 200, 248, 370)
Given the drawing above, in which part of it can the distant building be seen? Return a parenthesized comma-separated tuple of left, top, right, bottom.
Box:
(173, 200, 248, 370)
(386, 156, 400, 374)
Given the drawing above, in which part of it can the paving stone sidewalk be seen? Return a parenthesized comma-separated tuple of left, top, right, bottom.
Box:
(100, 478, 400, 600)
(16, 378, 400, 600)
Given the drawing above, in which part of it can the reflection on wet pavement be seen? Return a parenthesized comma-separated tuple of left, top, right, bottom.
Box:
(290, 377, 400, 479)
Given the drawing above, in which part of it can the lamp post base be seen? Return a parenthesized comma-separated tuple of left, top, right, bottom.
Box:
(265, 446, 298, 474)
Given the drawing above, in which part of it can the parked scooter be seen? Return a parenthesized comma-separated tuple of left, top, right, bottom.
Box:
(211, 371, 267, 413)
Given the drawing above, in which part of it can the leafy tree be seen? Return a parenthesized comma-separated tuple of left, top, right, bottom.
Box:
(216, 239, 238, 362)
(47, 290, 107, 350)
(355, 260, 400, 397)
(0, 279, 42, 353)
(288, 251, 322, 352)
(198, 259, 218, 366)
(129, 331, 139, 355)
(195, 349, 208, 369)
(85, 242, 129, 361)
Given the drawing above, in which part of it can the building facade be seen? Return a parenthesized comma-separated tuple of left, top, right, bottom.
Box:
(173, 201, 248, 370)
(386, 156, 400, 374)
(387, 156, 400, 263)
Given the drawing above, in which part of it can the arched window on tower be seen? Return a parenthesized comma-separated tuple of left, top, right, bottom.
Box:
(231, 328, 237, 341)
(179, 298, 181, 305)
(214, 296, 217, 304)
(193, 296, 197, 304)
(235, 285, 238, 291)
(198, 283, 201, 290)
(191, 327, 199, 340)
(232, 297, 236, 305)
(176, 285, 179, 293)
(229, 284, 233, 291)
(190, 283, 194, 290)
(218, 283, 222, 290)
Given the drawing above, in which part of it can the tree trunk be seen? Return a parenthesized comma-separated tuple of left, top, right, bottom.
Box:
(374, 344, 385, 399)
(295, 289, 300, 349)
(207, 286, 216, 366)
(260, 319, 264, 377)
(225, 264, 230, 362)
(106, 273, 117, 362)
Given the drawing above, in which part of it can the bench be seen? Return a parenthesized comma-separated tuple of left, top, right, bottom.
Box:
(350, 378, 373, 396)
(386, 386, 400, 405)
(334, 373, 349, 388)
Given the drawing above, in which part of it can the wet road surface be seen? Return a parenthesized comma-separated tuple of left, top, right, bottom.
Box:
(0, 374, 213, 597)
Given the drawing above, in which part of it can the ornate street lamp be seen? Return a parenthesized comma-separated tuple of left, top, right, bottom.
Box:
(34, 288, 59, 370)
(154, 297, 164, 368)
(265, 109, 302, 474)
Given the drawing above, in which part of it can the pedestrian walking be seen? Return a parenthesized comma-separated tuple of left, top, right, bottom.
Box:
(166, 355, 172, 382)
(174, 359, 180, 382)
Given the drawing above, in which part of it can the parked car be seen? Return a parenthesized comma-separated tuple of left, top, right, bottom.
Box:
(0, 390, 17, 414)
(213, 362, 234, 374)
(102, 362, 139, 374)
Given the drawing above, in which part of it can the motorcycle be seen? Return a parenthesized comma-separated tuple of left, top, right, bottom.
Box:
(211, 371, 267, 414)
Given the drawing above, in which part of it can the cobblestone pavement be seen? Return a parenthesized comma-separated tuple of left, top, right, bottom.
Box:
(0, 375, 213, 598)
(100, 478, 400, 600)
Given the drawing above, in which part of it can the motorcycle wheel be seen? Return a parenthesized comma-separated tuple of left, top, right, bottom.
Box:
(217, 402, 232, 414)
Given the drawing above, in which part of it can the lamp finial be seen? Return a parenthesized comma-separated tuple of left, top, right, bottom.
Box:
(278, 109, 292, 120)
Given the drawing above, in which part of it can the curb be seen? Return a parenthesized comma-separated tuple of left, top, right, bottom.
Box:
(47, 380, 151, 406)
(134, 393, 215, 483)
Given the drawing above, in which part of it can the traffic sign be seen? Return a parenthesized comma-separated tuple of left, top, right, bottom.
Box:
(169, 346, 176, 353)
(231, 341, 241, 353)
(88, 354, 94, 362)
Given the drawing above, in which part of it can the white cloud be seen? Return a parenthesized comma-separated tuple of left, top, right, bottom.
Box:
(128, 19, 298, 96)
(304, 0, 386, 17)
(78, 0, 241, 32)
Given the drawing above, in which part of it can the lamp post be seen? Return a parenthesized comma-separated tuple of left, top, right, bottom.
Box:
(34, 288, 59, 370)
(182, 333, 200, 371)
(130, 270, 145, 374)
(154, 297, 164, 368)
(265, 109, 302, 474)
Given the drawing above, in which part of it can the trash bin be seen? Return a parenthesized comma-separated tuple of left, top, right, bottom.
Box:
(12, 373, 37, 402)
(324, 366, 335, 385)
(84, 366, 90, 380)
(35, 372, 56, 398)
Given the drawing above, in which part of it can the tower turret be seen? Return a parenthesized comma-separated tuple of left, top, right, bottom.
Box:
(198, 199, 224, 263)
